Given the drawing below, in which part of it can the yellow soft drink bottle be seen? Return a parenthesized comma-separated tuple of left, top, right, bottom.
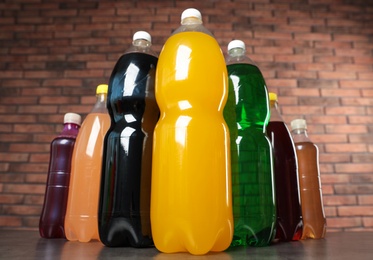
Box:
(151, 8, 233, 255)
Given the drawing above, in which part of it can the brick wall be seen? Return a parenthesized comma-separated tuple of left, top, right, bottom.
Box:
(0, 0, 372, 231)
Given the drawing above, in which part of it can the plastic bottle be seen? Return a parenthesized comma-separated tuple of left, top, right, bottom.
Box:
(267, 93, 303, 241)
(290, 119, 326, 239)
(39, 112, 81, 238)
(151, 8, 233, 255)
(64, 84, 111, 242)
(223, 40, 276, 247)
(98, 31, 158, 247)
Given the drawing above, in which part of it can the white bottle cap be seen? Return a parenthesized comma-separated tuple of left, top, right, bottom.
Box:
(133, 31, 151, 43)
(64, 113, 81, 126)
(228, 40, 246, 52)
(291, 119, 307, 131)
(181, 8, 202, 21)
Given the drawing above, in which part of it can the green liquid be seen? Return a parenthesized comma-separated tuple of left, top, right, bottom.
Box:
(224, 63, 276, 247)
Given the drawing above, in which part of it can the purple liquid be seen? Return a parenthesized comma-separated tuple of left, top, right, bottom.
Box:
(39, 123, 79, 238)
(267, 121, 303, 241)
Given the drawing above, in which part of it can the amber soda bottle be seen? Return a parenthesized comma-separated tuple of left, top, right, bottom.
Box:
(290, 118, 326, 239)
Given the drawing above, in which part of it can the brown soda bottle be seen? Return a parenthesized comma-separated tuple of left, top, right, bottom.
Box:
(290, 119, 327, 239)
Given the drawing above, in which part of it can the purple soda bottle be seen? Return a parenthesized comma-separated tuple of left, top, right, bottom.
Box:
(267, 93, 303, 242)
(39, 112, 81, 238)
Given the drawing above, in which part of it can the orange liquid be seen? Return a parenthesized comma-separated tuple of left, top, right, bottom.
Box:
(65, 112, 110, 242)
(295, 142, 326, 239)
(151, 31, 233, 255)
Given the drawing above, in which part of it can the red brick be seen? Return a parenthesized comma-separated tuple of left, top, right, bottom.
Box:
(25, 173, 47, 183)
(349, 133, 373, 143)
(294, 32, 331, 41)
(327, 217, 362, 228)
(321, 184, 335, 195)
(342, 97, 373, 106)
(254, 46, 293, 54)
(3, 183, 45, 195)
(319, 71, 357, 80)
(321, 174, 350, 184)
(0, 216, 22, 227)
(335, 185, 373, 195)
(326, 125, 367, 134)
(0, 134, 33, 143)
(282, 105, 324, 115)
(0, 97, 38, 105)
(0, 194, 24, 204)
(279, 88, 319, 97)
(29, 154, 49, 163)
(358, 195, 373, 205)
(277, 70, 317, 79)
(323, 195, 357, 206)
(0, 153, 29, 162)
(335, 164, 373, 174)
(13, 124, 56, 133)
(2, 205, 41, 215)
(24, 193, 43, 204)
(295, 63, 334, 71)
(319, 154, 350, 163)
(325, 106, 366, 115)
(338, 206, 373, 216)
(9, 143, 49, 153)
(10, 163, 48, 173)
(307, 115, 347, 124)
(325, 144, 367, 153)
(363, 217, 373, 227)
(321, 89, 361, 97)
(324, 206, 337, 217)
(335, 48, 371, 57)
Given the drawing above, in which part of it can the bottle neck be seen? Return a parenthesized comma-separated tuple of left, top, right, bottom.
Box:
(181, 17, 202, 25)
(61, 122, 80, 137)
(291, 128, 311, 143)
(269, 100, 283, 122)
(226, 48, 256, 65)
(133, 39, 151, 48)
(125, 39, 158, 56)
(173, 17, 213, 37)
(91, 93, 108, 113)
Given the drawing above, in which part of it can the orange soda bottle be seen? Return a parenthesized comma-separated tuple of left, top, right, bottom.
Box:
(290, 119, 326, 239)
(64, 84, 110, 242)
(151, 8, 233, 255)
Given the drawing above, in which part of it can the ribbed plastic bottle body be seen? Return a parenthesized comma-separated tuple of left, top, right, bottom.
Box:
(151, 28, 233, 254)
(224, 62, 276, 247)
(292, 128, 326, 239)
(267, 100, 303, 241)
(39, 122, 80, 238)
(98, 47, 158, 247)
(65, 91, 110, 242)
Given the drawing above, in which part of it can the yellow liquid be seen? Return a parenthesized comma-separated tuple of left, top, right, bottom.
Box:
(65, 112, 110, 242)
(151, 31, 233, 255)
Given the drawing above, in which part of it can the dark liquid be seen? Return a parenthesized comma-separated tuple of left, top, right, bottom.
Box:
(267, 121, 303, 241)
(224, 63, 276, 247)
(98, 52, 158, 247)
(39, 137, 76, 238)
(295, 142, 326, 239)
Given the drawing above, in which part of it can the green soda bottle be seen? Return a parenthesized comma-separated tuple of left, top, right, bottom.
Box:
(223, 40, 276, 247)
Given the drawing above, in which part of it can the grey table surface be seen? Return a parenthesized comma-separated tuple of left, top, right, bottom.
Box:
(0, 230, 372, 259)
